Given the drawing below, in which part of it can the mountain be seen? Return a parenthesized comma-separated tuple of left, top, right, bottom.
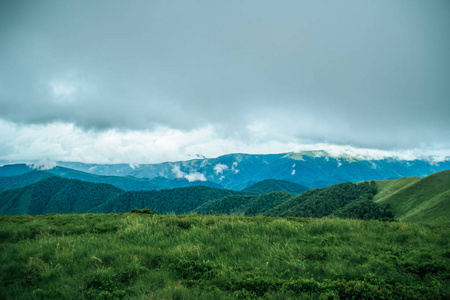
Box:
(241, 179, 309, 195)
(3, 151, 450, 190)
(89, 186, 237, 214)
(0, 164, 34, 177)
(48, 166, 222, 190)
(0, 165, 222, 192)
(264, 181, 392, 220)
(374, 169, 450, 224)
(0, 177, 123, 215)
(0, 171, 54, 193)
(195, 191, 293, 216)
(58, 151, 450, 189)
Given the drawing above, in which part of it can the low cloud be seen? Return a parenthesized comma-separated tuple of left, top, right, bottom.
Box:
(26, 160, 57, 170)
(213, 164, 229, 175)
(171, 165, 207, 182)
(0, 120, 448, 164)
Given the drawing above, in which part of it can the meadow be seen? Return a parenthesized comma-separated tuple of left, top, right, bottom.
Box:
(1, 213, 449, 299)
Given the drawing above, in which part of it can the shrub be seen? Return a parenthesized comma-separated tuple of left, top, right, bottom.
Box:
(130, 208, 156, 215)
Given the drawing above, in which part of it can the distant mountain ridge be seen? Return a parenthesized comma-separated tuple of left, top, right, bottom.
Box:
(0, 170, 449, 224)
(2, 151, 449, 190)
(0, 165, 222, 191)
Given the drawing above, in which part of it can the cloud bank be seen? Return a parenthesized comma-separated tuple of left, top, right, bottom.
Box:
(1, 0, 449, 162)
(0, 120, 448, 165)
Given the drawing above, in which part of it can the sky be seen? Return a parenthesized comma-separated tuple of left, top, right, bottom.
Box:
(1, 0, 449, 164)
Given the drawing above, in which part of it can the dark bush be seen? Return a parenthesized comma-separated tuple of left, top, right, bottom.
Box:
(130, 208, 156, 215)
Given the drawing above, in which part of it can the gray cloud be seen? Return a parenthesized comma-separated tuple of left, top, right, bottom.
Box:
(1, 0, 449, 152)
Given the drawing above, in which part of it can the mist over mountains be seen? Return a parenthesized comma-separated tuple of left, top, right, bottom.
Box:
(5, 151, 449, 190)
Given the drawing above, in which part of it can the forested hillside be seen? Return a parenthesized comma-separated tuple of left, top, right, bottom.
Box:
(195, 191, 293, 216)
(0, 171, 54, 193)
(1, 170, 449, 224)
(0, 177, 123, 215)
(89, 186, 237, 214)
(265, 181, 392, 220)
(241, 179, 309, 195)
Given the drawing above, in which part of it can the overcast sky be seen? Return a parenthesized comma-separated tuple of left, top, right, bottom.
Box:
(1, 0, 449, 163)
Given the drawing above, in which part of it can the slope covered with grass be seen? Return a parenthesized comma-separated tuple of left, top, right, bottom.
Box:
(375, 170, 450, 224)
(1, 214, 449, 299)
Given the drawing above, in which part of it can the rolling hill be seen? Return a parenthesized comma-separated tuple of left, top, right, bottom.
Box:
(0, 169, 449, 224)
(89, 186, 237, 214)
(195, 191, 293, 216)
(264, 181, 392, 220)
(241, 179, 309, 195)
(0, 177, 123, 215)
(375, 169, 450, 224)
(0, 171, 54, 193)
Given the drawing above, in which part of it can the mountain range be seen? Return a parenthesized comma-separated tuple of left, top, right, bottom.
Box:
(2, 151, 450, 190)
(0, 151, 449, 224)
(0, 169, 449, 224)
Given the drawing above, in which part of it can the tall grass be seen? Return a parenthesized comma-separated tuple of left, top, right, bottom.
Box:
(1, 213, 449, 299)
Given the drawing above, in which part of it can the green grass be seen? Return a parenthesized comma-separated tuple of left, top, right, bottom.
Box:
(375, 170, 450, 224)
(373, 176, 420, 201)
(1, 213, 449, 299)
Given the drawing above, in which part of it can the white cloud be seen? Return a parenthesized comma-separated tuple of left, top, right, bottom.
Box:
(184, 172, 207, 182)
(171, 164, 206, 182)
(231, 161, 240, 174)
(0, 119, 449, 165)
(26, 160, 57, 170)
(213, 163, 229, 175)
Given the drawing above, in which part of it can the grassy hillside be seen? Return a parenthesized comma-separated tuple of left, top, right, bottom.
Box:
(241, 179, 309, 195)
(1, 214, 449, 299)
(195, 191, 293, 216)
(376, 170, 450, 224)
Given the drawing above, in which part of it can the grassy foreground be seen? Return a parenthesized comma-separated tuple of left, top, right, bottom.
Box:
(1, 214, 449, 299)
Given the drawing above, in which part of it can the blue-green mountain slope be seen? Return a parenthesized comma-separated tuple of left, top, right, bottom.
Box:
(0, 177, 123, 215)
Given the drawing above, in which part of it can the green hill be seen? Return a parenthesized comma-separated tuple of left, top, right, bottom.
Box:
(265, 181, 392, 220)
(195, 191, 293, 216)
(90, 186, 237, 214)
(0, 177, 123, 215)
(241, 179, 309, 195)
(0, 171, 54, 193)
(375, 169, 450, 224)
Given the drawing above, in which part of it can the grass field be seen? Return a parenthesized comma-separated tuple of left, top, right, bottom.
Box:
(1, 213, 449, 299)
